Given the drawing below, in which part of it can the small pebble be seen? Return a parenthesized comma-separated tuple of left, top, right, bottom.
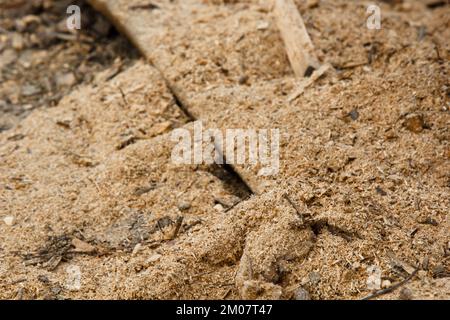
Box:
(398, 287, 413, 300)
(55, 72, 76, 88)
(381, 279, 391, 288)
(177, 201, 191, 211)
(0, 49, 18, 68)
(21, 84, 41, 97)
(256, 21, 269, 30)
(3, 216, 15, 226)
(348, 109, 359, 121)
(308, 271, 321, 285)
(11, 33, 25, 51)
(238, 75, 248, 85)
(294, 287, 311, 300)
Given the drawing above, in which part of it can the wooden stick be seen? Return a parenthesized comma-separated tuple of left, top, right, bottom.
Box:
(274, 0, 320, 77)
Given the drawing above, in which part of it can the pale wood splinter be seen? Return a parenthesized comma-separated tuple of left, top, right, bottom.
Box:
(274, 0, 320, 78)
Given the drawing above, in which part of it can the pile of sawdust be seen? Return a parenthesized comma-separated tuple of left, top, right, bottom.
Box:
(0, 0, 138, 131)
(0, 0, 449, 299)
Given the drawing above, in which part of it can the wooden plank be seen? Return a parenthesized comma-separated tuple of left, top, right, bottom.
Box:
(274, 0, 320, 77)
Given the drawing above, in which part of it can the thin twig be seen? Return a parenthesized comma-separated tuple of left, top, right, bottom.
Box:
(221, 288, 232, 299)
(361, 267, 419, 300)
(170, 216, 184, 240)
(283, 194, 305, 223)
(119, 87, 129, 106)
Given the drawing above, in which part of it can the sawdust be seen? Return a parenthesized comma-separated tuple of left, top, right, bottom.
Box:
(1, 0, 449, 299)
(0, 0, 138, 131)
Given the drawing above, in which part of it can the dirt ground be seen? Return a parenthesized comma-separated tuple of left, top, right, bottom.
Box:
(0, 0, 449, 300)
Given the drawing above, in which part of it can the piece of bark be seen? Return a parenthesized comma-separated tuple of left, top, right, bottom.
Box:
(274, 0, 320, 77)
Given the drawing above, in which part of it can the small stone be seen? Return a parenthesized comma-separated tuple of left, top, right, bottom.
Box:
(213, 203, 224, 212)
(55, 72, 76, 88)
(381, 279, 391, 288)
(398, 287, 413, 300)
(348, 109, 359, 121)
(177, 201, 191, 211)
(0, 49, 18, 68)
(256, 21, 269, 30)
(51, 286, 62, 295)
(294, 287, 311, 300)
(308, 271, 321, 285)
(375, 186, 387, 196)
(11, 33, 24, 51)
(3, 216, 15, 226)
(21, 84, 41, 97)
(238, 75, 249, 85)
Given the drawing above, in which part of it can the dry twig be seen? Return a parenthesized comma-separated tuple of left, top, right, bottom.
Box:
(361, 267, 419, 300)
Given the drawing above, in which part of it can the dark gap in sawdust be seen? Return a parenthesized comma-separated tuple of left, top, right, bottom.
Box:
(208, 163, 253, 199)
(164, 83, 196, 122)
(310, 219, 362, 242)
(109, 12, 255, 199)
(284, 194, 362, 242)
(426, 1, 449, 9)
(161, 78, 255, 199)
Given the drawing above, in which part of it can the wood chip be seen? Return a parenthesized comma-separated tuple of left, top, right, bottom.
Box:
(71, 238, 96, 254)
